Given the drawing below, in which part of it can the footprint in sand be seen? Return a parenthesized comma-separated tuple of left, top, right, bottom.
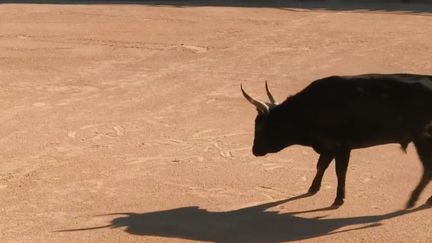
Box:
(192, 129, 217, 138)
(73, 124, 126, 140)
(256, 186, 287, 200)
(253, 160, 284, 171)
(32, 102, 46, 107)
(68, 131, 77, 138)
(180, 44, 207, 53)
(112, 125, 125, 136)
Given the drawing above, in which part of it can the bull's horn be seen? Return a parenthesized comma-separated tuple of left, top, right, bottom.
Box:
(241, 84, 269, 113)
(265, 81, 278, 105)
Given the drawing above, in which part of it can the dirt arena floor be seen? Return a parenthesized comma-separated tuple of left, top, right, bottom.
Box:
(1, 1, 432, 242)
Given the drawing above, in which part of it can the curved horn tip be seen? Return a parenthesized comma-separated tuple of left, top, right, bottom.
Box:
(264, 80, 277, 105)
(240, 83, 269, 113)
(240, 83, 246, 93)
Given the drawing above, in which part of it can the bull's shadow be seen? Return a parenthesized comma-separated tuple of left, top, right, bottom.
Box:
(2, 1, 432, 15)
(60, 194, 430, 242)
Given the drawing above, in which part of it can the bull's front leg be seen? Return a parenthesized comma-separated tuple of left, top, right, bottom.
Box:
(308, 153, 334, 195)
(332, 149, 351, 207)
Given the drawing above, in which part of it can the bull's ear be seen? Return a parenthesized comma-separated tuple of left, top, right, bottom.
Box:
(257, 108, 267, 115)
(241, 84, 269, 114)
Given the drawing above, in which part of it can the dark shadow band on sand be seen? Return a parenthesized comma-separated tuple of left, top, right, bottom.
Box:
(1, 1, 432, 15)
(56, 193, 430, 242)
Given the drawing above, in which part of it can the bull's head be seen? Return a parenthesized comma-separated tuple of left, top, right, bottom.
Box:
(241, 82, 290, 156)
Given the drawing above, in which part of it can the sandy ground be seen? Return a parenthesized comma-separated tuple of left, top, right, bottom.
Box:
(1, 2, 432, 243)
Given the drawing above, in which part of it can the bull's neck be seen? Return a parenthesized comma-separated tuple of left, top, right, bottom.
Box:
(269, 101, 307, 145)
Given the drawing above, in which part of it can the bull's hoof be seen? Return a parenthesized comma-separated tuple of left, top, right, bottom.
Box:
(307, 186, 320, 195)
(426, 196, 432, 206)
(331, 198, 344, 208)
(406, 199, 416, 209)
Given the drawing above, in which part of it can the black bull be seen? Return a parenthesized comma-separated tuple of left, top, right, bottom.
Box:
(241, 73, 432, 208)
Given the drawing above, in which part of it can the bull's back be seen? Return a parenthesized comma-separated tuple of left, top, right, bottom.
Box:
(294, 74, 432, 147)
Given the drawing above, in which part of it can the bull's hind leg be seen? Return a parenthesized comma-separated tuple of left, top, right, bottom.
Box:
(332, 149, 351, 208)
(407, 138, 432, 208)
(308, 153, 334, 195)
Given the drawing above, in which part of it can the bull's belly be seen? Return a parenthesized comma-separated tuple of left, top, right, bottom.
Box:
(348, 137, 410, 149)
(309, 130, 413, 153)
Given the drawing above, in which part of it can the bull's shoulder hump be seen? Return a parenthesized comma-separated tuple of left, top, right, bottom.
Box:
(305, 73, 432, 90)
(299, 75, 351, 93)
(357, 73, 432, 91)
